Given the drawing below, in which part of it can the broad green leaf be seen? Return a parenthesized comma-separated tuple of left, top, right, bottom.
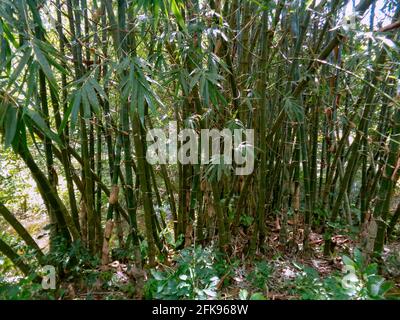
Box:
(367, 275, 385, 297)
(377, 281, 394, 296)
(151, 269, 165, 281)
(342, 255, 355, 269)
(239, 289, 249, 300)
(250, 292, 267, 300)
(365, 263, 378, 276)
(353, 248, 364, 268)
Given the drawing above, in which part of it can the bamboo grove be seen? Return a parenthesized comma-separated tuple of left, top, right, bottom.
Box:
(0, 0, 400, 287)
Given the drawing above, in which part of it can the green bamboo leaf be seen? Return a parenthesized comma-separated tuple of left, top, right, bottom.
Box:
(0, 14, 18, 48)
(8, 47, 32, 86)
(46, 53, 68, 76)
(24, 109, 62, 146)
(4, 104, 18, 148)
(59, 91, 81, 134)
(152, 0, 161, 30)
(89, 78, 108, 101)
(143, 91, 157, 116)
(32, 40, 68, 74)
(137, 86, 145, 124)
(0, 38, 11, 72)
(170, 0, 187, 33)
(0, 101, 5, 122)
(70, 91, 81, 132)
(84, 83, 100, 115)
(189, 69, 202, 91)
(31, 39, 58, 91)
(122, 77, 132, 101)
(200, 74, 209, 106)
(26, 0, 45, 32)
(36, 38, 64, 58)
(25, 63, 38, 107)
(284, 97, 304, 122)
(376, 36, 398, 51)
(305, 0, 314, 9)
(82, 89, 91, 119)
(179, 70, 189, 96)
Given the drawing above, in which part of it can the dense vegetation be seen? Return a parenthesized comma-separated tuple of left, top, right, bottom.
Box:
(0, 0, 400, 300)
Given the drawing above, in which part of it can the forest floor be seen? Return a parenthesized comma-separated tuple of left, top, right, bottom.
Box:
(218, 227, 400, 300)
(2, 201, 400, 300)
(8, 214, 400, 300)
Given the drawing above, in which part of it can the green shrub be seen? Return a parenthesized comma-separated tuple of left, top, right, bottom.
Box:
(248, 261, 273, 290)
(144, 245, 221, 300)
(290, 249, 394, 300)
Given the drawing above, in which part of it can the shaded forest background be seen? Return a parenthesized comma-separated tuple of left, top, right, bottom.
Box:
(1, 0, 400, 300)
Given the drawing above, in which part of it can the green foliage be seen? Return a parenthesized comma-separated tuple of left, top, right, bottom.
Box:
(1, 0, 400, 301)
(0, 232, 54, 300)
(240, 214, 253, 228)
(0, 157, 31, 211)
(61, 76, 108, 132)
(383, 249, 400, 279)
(313, 206, 329, 228)
(290, 249, 394, 300)
(340, 249, 394, 299)
(44, 238, 100, 280)
(290, 265, 328, 299)
(144, 245, 221, 299)
(248, 261, 273, 290)
(239, 289, 267, 300)
(0, 230, 39, 268)
(0, 274, 55, 300)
